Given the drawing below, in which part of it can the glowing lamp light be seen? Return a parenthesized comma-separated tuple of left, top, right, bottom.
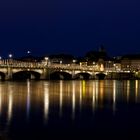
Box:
(9, 54, 12, 58)
(73, 59, 76, 63)
(100, 64, 104, 71)
(27, 51, 31, 54)
(45, 57, 49, 61)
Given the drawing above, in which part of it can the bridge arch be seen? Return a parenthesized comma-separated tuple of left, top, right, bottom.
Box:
(12, 71, 41, 80)
(74, 72, 92, 80)
(0, 72, 6, 81)
(95, 72, 106, 80)
(50, 71, 72, 80)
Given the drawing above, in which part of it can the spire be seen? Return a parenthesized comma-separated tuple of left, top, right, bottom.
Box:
(99, 44, 105, 52)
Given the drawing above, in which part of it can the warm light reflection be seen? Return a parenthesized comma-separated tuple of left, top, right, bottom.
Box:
(72, 81, 76, 119)
(95, 81, 98, 102)
(59, 81, 63, 117)
(26, 80, 31, 119)
(92, 82, 96, 112)
(99, 80, 104, 102)
(126, 80, 130, 102)
(8, 85, 13, 123)
(79, 81, 82, 110)
(135, 80, 138, 102)
(0, 80, 139, 123)
(82, 80, 86, 97)
(44, 83, 49, 122)
(113, 80, 116, 112)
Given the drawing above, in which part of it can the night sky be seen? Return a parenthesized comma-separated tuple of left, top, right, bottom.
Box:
(0, 0, 140, 58)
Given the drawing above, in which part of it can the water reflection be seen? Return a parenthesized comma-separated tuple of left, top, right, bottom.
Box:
(92, 81, 96, 112)
(113, 80, 116, 112)
(126, 80, 130, 102)
(44, 82, 49, 122)
(0, 80, 139, 126)
(26, 80, 30, 119)
(135, 80, 138, 102)
(8, 86, 13, 123)
(79, 81, 82, 110)
(59, 81, 63, 117)
(95, 81, 98, 106)
(72, 81, 76, 119)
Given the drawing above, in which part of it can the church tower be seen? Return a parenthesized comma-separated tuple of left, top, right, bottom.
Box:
(99, 44, 106, 53)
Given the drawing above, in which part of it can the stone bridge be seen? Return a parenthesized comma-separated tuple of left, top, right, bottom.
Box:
(0, 59, 108, 80)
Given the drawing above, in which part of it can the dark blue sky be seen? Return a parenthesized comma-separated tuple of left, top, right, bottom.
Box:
(0, 0, 140, 57)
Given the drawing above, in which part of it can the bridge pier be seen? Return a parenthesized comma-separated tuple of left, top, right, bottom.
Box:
(72, 70, 76, 80)
(39, 68, 47, 80)
(7, 67, 13, 80)
(41, 68, 51, 80)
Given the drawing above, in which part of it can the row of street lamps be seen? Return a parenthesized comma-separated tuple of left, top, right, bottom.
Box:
(0, 50, 32, 60)
(44, 57, 77, 66)
(0, 54, 13, 60)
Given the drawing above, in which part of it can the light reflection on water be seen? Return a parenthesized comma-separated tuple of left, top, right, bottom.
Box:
(0, 80, 140, 122)
(26, 80, 30, 119)
(0, 80, 140, 138)
(44, 82, 49, 122)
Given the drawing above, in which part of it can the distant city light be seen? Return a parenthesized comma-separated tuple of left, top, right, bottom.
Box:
(72, 59, 76, 63)
(45, 57, 49, 61)
(60, 61, 62, 64)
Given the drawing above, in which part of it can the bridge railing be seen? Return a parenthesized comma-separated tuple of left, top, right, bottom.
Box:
(0, 59, 45, 68)
(48, 63, 99, 71)
(0, 59, 126, 73)
(0, 59, 100, 71)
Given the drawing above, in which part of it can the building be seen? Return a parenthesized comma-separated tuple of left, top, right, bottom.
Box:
(121, 54, 140, 71)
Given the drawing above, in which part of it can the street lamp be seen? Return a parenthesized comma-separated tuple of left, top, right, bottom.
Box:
(9, 54, 12, 59)
(60, 60, 62, 64)
(27, 50, 31, 54)
(44, 57, 49, 66)
(27, 51, 31, 62)
(8, 54, 13, 65)
(72, 59, 76, 63)
(45, 57, 49, 61)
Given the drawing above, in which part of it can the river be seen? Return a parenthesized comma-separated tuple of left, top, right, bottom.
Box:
(0, 80, 139, 139)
